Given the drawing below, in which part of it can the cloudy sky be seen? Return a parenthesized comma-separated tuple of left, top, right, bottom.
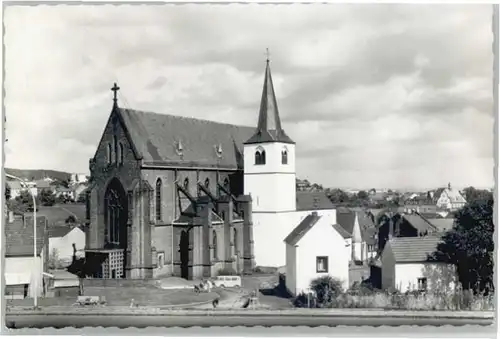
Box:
(4, 4, 495, 190)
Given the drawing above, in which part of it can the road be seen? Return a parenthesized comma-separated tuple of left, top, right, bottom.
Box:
(5, 314, 493, 328)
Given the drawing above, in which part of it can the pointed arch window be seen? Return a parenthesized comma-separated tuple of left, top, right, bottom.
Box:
(212, 230, 218, 260)
(233, 227, 238, 254)
(119, 143, 124, 165)
(223, 178, 230, 193)
(116, 142, 122, 165)
(204, 178, 210, 189)
(281, 147, 288, 165)
(183, 178, 189, 190)
(107, 144, 112, 165)
(254, 146, 266, 165)
(113, 135, 118, 163)
(155, 178, 162, 221)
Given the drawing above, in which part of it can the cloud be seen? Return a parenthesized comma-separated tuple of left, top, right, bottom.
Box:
(4, 4, 494, 189)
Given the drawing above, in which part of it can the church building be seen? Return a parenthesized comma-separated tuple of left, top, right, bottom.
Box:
(85, 57, 339, 280)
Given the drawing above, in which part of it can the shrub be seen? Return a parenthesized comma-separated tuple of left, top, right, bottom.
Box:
(310, 276, 344, 306)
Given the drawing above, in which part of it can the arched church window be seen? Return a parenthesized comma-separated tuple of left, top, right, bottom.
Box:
(155, 178, 162, 221)
(281, 148, 288, 165)
(204, 178, 210, 189)
(113, 135, 118, 163)
(254, 151, 261, 165)
(212, 230, 218, 260)
(233, 227, 238, 254)
(261, 150, 266, 165)
(223, 178, 230, 193)
(183, 178, 189, 190)
(107, 143, 112, 165)
(119, 143, 124, 165)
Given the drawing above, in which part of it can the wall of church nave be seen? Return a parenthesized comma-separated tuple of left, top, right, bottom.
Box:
(244, 173, 296, 213)
(152, 225, 174, 268)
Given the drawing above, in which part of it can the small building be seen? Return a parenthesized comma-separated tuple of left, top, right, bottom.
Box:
(336, 208, 376, 264)
(284, 212, 350, 296)
(48, 225, 86, 267)
(433, 183, 467, 212)
(44, 270, 81, 297)
(381, 236, 457, 293)
(4, 213, 48, 300)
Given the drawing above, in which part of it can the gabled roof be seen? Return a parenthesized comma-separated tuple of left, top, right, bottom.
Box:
(284, 212, 321, 246)
(427, 218, 455, 232)
(48, 225, 83, 238)
(336, 208, 376, 241)
(117, 107, 254, 169)
(296, 191, 335, 211)
(402, 214, 438, 234)
(387, 236, 442, 263)
(5, 215, 47, 257)
(244, 60, 294, 145)
(332, 223, 352, 239)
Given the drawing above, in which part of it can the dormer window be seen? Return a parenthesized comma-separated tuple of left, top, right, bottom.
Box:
(175, 140, 184, 157)
(281, 147, 288, 165)
(214, 144, 223, 158)
(255, 146, 266, 165)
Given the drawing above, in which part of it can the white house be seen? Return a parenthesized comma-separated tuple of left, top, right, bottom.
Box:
(284, 212, 351, 296)
(243, 59, 337, 268)
(48, 225, 86, 266)
(4, 213, 48, 300)
(381, 236, 457, 293)
(433, 183, 467, 211)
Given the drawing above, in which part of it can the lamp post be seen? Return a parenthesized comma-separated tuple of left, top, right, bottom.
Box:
(6, 173, 38, 308)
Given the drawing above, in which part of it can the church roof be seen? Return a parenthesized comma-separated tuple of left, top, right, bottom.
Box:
(244, 60, 294, 145)
(117, 108, 255, 169)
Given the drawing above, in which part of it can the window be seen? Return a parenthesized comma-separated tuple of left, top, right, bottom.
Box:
(204, 178, 210, 188)
(221, 210, 225, 221)
(113, 135, 118, 163)
(233, 227, 238, 253)
(240, 209, 245, 219)
(107, 144, 112, 164)
(119, 143, 124, 165)
(223, 178, 230, 192)
(254, 147, 266, 165)
(281, 148, 288, 164)
(316, 256, 328, 273)
(155, 178, 162, 221)
(212, 230, 218, 260)
(183, 178, 189, 190)
(417, 277, 428, 291)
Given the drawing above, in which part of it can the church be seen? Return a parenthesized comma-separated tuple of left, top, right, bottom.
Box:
(84, 57, 339, 280)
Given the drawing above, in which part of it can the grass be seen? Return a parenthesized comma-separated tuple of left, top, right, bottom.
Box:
(6, 286, 218, 308)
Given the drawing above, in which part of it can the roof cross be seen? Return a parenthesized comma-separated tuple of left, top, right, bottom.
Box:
(111, 82, 120, 106)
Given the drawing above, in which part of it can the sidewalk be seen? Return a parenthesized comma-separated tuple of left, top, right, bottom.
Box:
(6, 306, 494, 319)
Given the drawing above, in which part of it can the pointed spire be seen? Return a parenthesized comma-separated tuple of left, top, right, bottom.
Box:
(244, 53, 294, 145)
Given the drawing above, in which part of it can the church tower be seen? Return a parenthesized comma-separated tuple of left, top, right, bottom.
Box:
(243, 57, 296, 214)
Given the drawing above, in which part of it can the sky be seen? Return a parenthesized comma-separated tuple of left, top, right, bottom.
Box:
(4, 4, 495, 190)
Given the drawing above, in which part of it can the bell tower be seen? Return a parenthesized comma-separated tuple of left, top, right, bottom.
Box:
(243, 55, 296, 213)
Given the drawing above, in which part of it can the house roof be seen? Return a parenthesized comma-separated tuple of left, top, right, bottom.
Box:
(388, 236, 443, 263)
(284, 212, 321, 246)
(296, 191, 335, 211)
(6, 180, 23, 190)
(336, 208, 376, 242)
(332, 223, 352, 239)
(402, 214, 438, 234)
(5, 215, 47, 256)
(244, 60, 294, 145)
(48, 225, 74, 238)
(117, 107, 254, 169)
(427, 218, 455, 232)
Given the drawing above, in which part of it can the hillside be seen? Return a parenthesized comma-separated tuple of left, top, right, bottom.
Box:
(5, 168, 72, 182)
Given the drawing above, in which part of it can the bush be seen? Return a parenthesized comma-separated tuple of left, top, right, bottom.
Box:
(310, 276, 344, 306)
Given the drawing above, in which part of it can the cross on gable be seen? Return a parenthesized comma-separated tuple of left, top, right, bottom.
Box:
(111, 82, 120, 105)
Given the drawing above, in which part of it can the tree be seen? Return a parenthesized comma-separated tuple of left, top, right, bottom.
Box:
(11, 190, 36, 213)
(40, 189, 56, 206)
(431, 197, 494, 293)
(65, 215, 77, 224)
(328, 189, 350, 204)
(462, 186, 493, 202)
(357, 190, 369, 200)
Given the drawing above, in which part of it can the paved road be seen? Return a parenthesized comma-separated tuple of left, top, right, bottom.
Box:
(5, 314, 493, 328)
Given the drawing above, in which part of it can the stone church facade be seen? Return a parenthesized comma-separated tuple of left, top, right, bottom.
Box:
(85, 87, 261, 280)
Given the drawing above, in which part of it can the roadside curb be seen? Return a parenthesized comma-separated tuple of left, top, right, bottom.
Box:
(6, 308, 494, 319)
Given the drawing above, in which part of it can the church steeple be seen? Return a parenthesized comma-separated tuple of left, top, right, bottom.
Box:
(244, 54, 295, 145)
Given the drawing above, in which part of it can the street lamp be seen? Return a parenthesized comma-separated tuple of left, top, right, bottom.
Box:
(6, 173, 38, 308)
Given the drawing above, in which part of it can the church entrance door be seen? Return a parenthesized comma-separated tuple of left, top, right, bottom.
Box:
(179, 230, 190, 279)
(104, 178, 128, 277)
